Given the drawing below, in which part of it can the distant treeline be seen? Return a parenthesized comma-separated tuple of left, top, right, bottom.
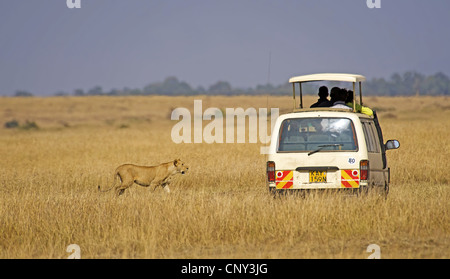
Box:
(13, 71, 450, 97)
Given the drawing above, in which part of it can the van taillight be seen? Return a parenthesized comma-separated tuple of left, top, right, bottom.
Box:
(267, 161, 275, 182)
(360, 160, 369, 181)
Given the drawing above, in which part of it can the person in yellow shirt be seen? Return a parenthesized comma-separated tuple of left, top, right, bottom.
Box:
(345, 90, 373, 116)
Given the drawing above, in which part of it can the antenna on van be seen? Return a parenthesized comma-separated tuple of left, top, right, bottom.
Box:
(266, 51, 271, 123)
(267, 51, 272, 85)
(265, 51, 272, 161)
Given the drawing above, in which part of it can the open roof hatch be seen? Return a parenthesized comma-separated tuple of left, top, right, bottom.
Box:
(289, 73, 367, 112)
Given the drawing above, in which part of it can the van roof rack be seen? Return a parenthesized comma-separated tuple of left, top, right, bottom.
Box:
(289, 73, 366, 112)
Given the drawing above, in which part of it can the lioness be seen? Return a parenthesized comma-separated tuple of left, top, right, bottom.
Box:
(98, 159, 188, 196)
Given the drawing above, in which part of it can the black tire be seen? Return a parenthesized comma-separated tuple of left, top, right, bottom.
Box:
(384, 181, 389, 199)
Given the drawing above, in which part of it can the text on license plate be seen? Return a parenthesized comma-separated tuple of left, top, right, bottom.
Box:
(309, 170, 327, 183)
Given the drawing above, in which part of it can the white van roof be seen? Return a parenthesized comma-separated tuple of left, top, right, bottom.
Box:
(289, 73, 366, 83)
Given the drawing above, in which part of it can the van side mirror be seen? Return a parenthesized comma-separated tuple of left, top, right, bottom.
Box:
(385, 139, 400, 150)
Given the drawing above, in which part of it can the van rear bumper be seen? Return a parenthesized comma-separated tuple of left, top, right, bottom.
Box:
(268, 186, 363, 196)
(267, 181, 368, 190)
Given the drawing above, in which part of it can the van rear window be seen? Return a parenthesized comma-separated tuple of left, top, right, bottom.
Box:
(277, 118, 358, 152)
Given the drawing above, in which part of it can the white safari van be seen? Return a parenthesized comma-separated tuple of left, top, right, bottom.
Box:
(266, 74, 400, 196)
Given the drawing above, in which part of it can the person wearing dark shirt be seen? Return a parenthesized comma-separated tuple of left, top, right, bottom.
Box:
(317, 87, 340, 107)
(310, 86, 331, 108)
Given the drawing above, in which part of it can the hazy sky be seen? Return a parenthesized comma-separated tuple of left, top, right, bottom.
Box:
(1, 0, 449, 95)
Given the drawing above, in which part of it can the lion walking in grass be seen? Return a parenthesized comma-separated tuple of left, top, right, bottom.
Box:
(98, 159, 189, 196)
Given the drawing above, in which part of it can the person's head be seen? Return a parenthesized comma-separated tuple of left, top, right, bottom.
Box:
(345, 90, 354, 103)
(318, 86, 328, 99)
(336, 88, 348, 102)
(330, 87, 341, 101)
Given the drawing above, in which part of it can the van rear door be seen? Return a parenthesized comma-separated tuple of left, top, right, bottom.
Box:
(360, 119, 385, 186)
(276, 117, 359, 189)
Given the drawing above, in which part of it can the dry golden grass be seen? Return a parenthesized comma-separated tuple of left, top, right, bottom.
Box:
(0, 95, 449, 258)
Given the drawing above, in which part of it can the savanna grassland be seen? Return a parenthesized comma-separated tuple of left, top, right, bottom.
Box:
(0, 95, 449, 258)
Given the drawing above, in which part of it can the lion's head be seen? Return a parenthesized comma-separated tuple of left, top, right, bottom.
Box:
(173, 159, 189, 174)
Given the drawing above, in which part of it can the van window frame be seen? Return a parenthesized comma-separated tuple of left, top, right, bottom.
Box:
(361, 120, 380, 153)
(276, 117, 359, 153)
(372, 112, 387, 168)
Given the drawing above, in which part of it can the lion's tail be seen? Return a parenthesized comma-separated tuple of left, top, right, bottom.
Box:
(98, 172, 119, 193)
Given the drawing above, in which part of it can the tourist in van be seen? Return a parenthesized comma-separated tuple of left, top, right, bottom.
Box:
(310, 86, 331, 108)
(345, 90, 373, 116)
(330, 88, 351, 110)
(318, 87, 340, 107)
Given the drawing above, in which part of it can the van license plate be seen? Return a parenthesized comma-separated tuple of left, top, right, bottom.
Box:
(309, 170, 327, 183)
